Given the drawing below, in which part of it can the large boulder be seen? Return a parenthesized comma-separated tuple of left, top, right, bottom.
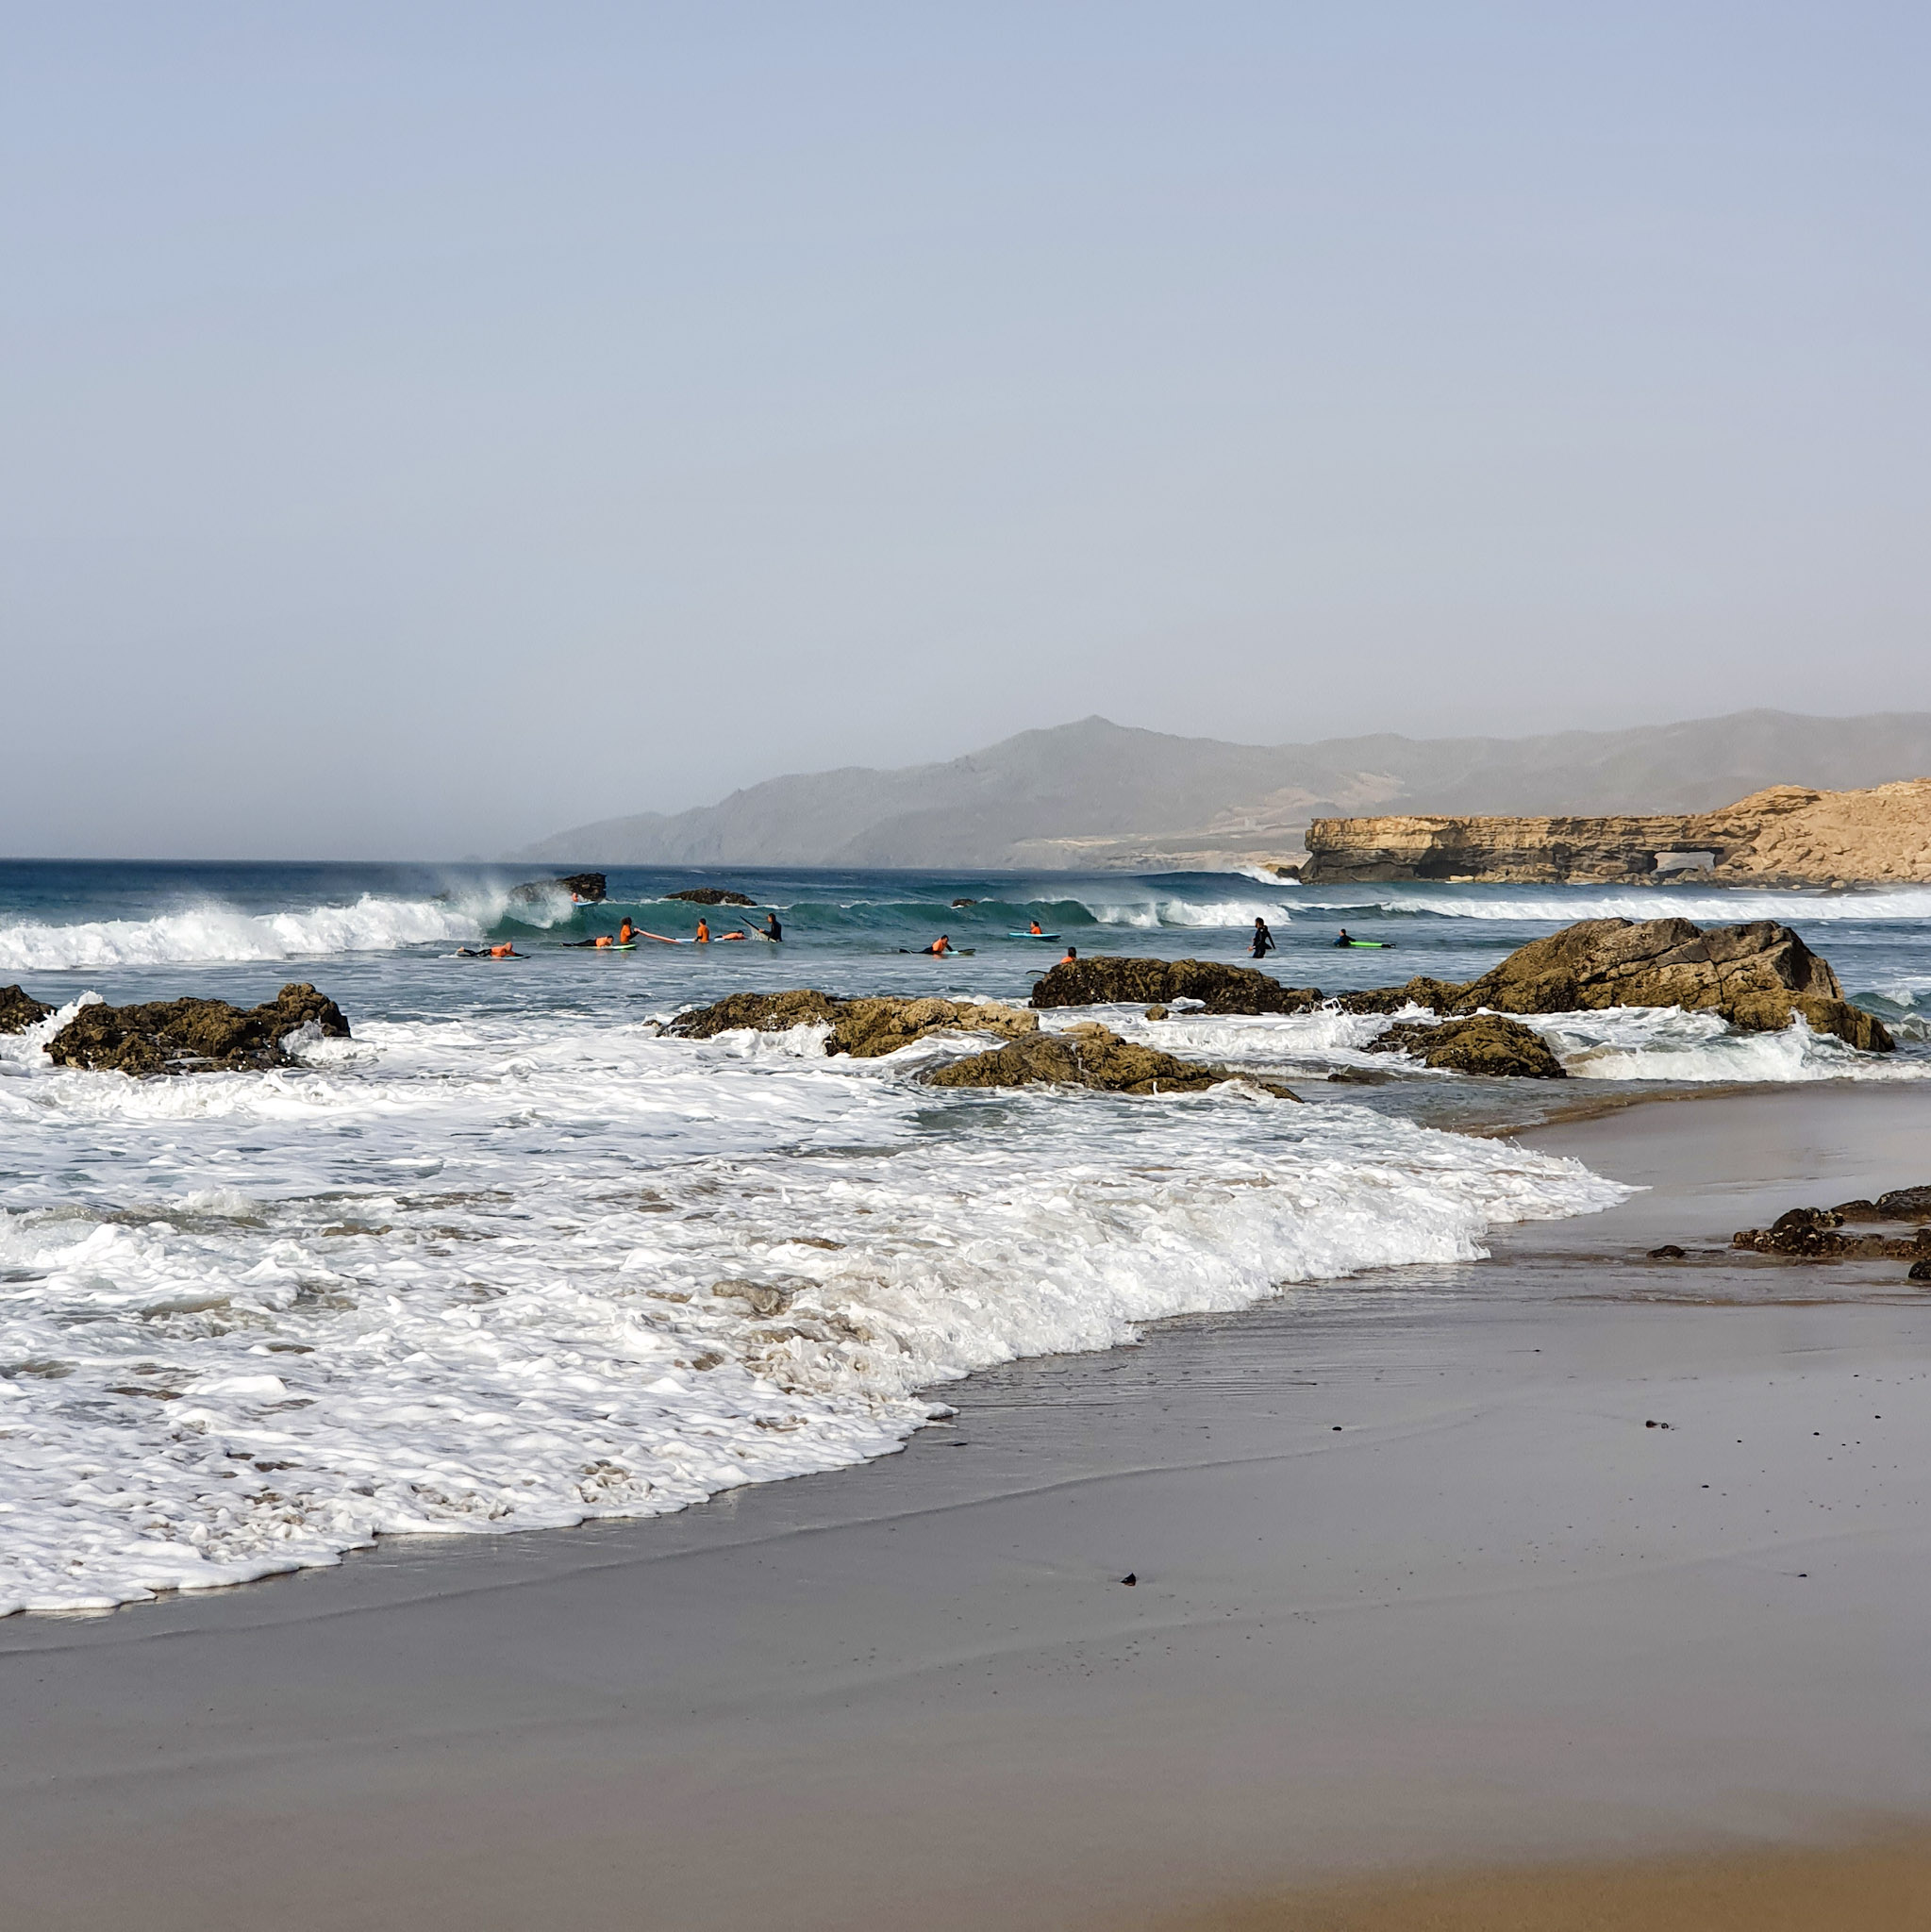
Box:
(1, 986, 54, 1034)
(919, 1023, 1299, 1098)
(45, 984, 350, 1075)
(667, 991, 1038, 1058)
(1030, 957, 1322, 1016)
(666, 888, 757, 907)
(1341, 918, 1889, 1053)
(508, 872, 607, 908)
(1366, 1014, 1566, 1079)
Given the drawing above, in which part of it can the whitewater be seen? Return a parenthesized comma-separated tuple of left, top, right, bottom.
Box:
(2, 858, 1925, 1615)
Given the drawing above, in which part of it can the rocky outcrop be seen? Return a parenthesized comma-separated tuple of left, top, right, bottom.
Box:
(0, 986, 54, 1034)
(1030, 957, 1322, 1015)
(667, 991, 1038, 1058)
(509, 872, 607, 907)
(1365, 1014, 1566, 1079)
(918, 1023, 1299, 1097)
(1337, 918, 1890, 1053)
(1731, 1208, 1931, 1261)
(666, 888, 757, 907)
(45, 984, 351, 1075)
(1302, 780, 1931, 886)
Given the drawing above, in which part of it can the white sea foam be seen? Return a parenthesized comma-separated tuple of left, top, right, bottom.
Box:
(1079, 896, 1297, 929)
(1514, 1008, 1931, 1083)
(0, 895, 489, 972)
(0, 1008, 1623, 1614)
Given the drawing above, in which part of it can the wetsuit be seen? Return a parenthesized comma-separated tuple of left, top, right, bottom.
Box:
(1251, 922, 1275, 958)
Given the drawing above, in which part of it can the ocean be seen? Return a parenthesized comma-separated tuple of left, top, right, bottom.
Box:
(3, 858, 1927, 1617)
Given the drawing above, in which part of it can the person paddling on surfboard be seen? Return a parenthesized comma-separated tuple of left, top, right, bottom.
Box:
(1028, 919, 1043, 936)
(1335, 927, 1353, 947)
(923, 935, 953, 956)
(1251, 917, 1276, 959)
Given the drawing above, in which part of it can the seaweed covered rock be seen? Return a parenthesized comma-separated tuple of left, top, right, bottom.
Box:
(0, 985, 54, 1034)
(919, 1023, 1299, 1098)
(1333, 978, 1466, 1017)
(666, 888, 757, 907)
(666, 991, 1038, 1058)
(1340, 918, 1890, 1053)
(1030, 956, 1322, 1016)
(45, 984, 350, 1075)
(1365, 1014, 1567, 1079)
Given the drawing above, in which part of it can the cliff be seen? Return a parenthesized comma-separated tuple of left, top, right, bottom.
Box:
(1300, 780, 1931, 887)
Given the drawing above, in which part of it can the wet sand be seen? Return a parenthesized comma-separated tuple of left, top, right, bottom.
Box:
(4, 1084, 1931, 1930)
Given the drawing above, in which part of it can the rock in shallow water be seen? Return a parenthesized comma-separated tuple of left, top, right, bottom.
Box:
(666, 991, 1038, 1058)
(918, 1024, 1299, 1098)
(1030, 957, 1322, 1015)
(44, 984, 351, 1075)
(0, 985, 55, 1034)
(1336, 917, 1889, 1053)
(1365, 1013, 1567, 1079)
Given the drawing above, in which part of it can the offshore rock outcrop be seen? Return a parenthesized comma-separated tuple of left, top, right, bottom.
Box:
(919, 1023, 1299, 1098)
(1029, 957, 1322, 1015)
(1302, 780, 1931, 886)
(1365, 1014, 1566, 1079)
(1336, 918, 1890, 1054)
(508, 872, 608, 908)
(45, 984, 351, 1075)
(0, 986, 55, 1034)
(665, 888, 757, 907)
(667, 991, 1039, 1058)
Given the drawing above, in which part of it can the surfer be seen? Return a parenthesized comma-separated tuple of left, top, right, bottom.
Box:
(1335, 927, 1353, 947)
(694, 918, 710, 944)
(1250, 917, 1276, 959)
(923, 935, 954, 957)
(1059, 945, 1077, 965)
(1028, 919, 1044, 936)
(456, 944, 521, 958)
(763, 910, 783, 942)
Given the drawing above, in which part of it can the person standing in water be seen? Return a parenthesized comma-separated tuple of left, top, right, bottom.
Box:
(694, 917, 710, 944)
(1250, 917, 1275, 959)
(763, 910, 783, 942)
(1059, 945, 1077, 965)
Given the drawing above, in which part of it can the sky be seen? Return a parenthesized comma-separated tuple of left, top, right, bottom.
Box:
(3, 3, 1926, 858)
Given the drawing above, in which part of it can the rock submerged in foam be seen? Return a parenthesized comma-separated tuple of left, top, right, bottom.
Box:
(0, 985, 55, 1034)
(667, 991, 1039, 1058)
(918, 1023, 1300, 1098)
(44, 983, 351, 1075)
(1332, 916, 1890, 1054)
(1365, 1013, 1566, 1080)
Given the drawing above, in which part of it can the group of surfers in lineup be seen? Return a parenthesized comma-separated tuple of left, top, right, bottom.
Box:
(464, 908, 1369, 963)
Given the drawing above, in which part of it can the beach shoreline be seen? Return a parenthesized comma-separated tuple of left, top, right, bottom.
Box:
(4, 1082, 1931, 1928)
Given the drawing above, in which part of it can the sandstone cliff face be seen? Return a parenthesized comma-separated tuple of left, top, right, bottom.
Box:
(1301, 779, 1931, 886)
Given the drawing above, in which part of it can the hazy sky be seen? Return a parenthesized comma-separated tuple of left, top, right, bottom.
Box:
(4, 3, 1926, 858)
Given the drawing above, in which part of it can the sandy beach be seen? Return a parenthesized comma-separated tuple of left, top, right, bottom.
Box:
(4, 1083, 1931, 1930)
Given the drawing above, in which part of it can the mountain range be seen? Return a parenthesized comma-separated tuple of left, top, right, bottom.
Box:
(515, 710, 1931, 872)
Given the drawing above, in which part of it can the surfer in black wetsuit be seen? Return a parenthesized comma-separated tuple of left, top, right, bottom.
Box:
(1335, 927, 1353, 947)
(763, 910, 783, 942)
(1250, 917, 1275, 959)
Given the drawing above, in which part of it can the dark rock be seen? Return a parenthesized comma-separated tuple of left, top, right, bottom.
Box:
(509, 872, 606, 906)
(917, 1023, 1300, 1099)
(1909, 1259, 1931, 1283)
(0, 986, 54, 1034)
(1648, 1244, 1687, 1259)
(665, 888, 757, 907)
(1773, 1207, 1843, 1233)
(1121, 1573, 1137, 1586)
(667, 991, 1037, 1058)
(1339, 917, 1890, 1053)
(1332, 978, 1467, 1016)
(1030, 956, 1321, 1016)
(1143, 1005, 1170, 1021)
(1731, 1214, 1931, 1259)
(45, 984, 350, 1075)
(1831, 1199, 1879, 1219)
(951, 898, 979, 908)
(1365, 1014, 1566, 1079)
(1875, 1186, 1931, 1220)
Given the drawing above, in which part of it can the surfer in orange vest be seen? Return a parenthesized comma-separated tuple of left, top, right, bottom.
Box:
(1028, 919, 1043, 936)
(923, 935, 953, 956)
(694, 918, 711, 943)
(1059, 945, 1077, 965)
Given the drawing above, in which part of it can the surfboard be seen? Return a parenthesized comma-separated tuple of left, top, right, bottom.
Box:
(1338, 940, 1395, 948)
(1007, 931, 1061, 941)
